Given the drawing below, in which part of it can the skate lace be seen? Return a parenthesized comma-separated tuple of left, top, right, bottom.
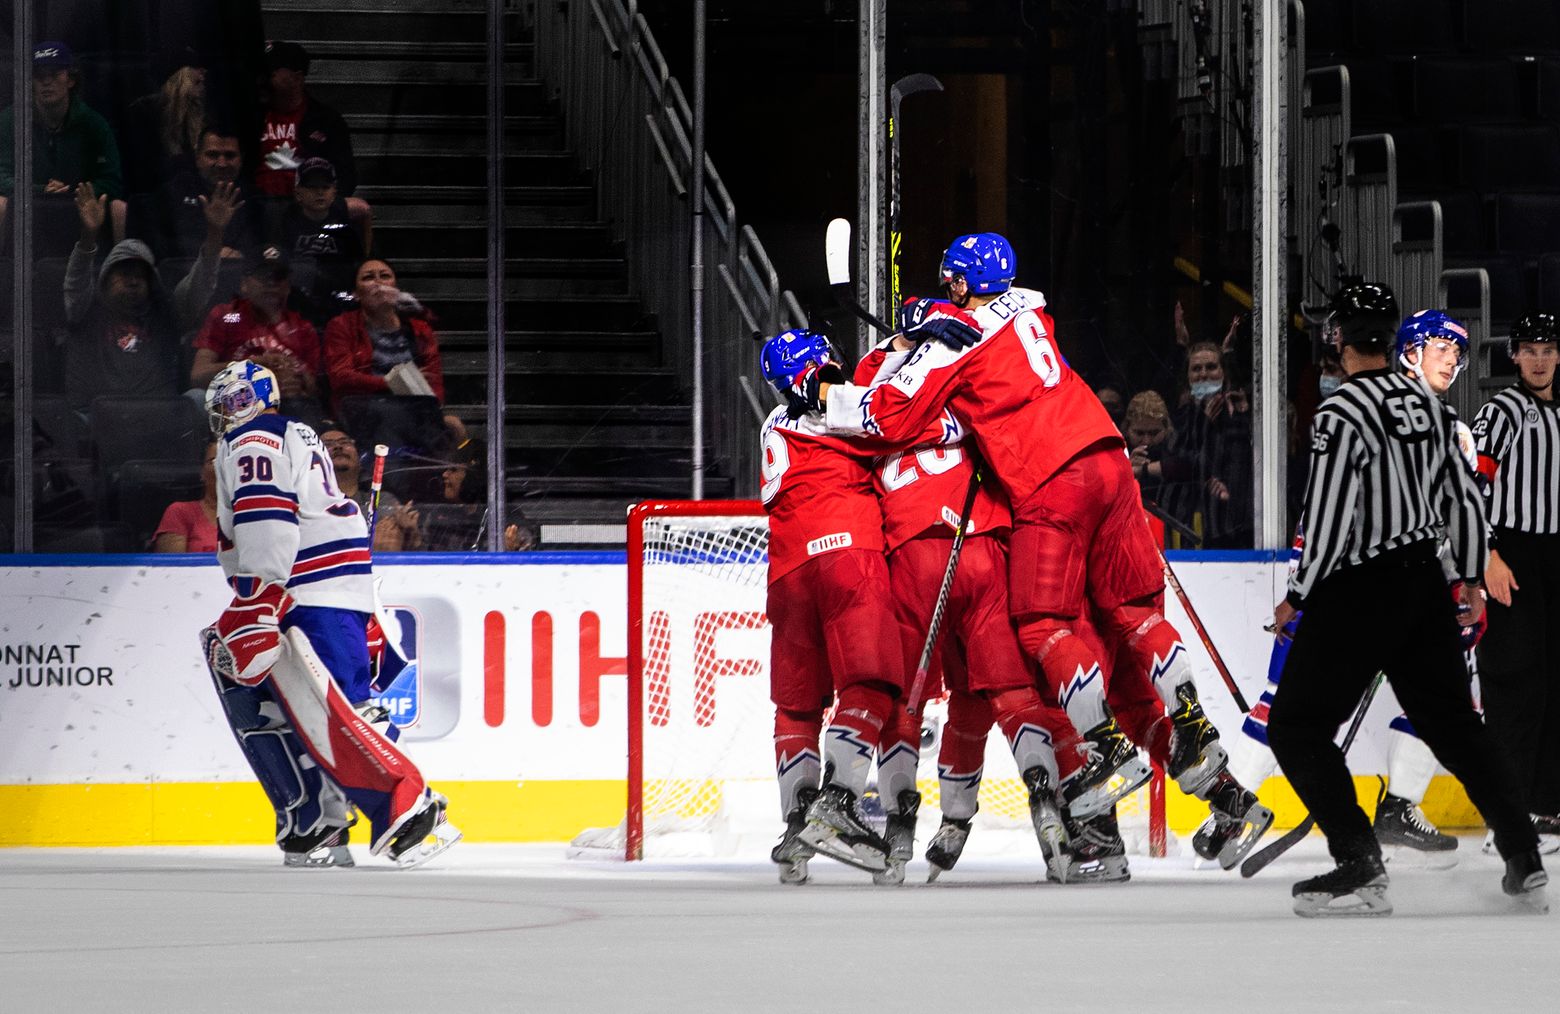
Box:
(1406, 804, 1437, 836)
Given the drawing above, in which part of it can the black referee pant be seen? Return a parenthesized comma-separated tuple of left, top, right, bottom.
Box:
(1479, 529, 1560, 816)
(1268, 544, 1539, 863)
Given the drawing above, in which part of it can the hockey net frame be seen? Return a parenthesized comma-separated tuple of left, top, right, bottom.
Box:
(576, 499, 1167, 862)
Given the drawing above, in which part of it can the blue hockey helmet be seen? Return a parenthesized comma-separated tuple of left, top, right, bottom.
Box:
(939, 232, 1017, 295)
(206, 359, 279, 435)
(760, 329, 834, 394)
(1395, 309, 1468, 381)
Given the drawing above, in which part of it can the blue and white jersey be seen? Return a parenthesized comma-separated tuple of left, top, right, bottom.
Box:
(216, 413, 375, 611)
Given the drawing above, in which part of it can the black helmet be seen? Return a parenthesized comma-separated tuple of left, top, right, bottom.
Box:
(1327, 281, 1399, 353)
(1507, 312, 1557, 359)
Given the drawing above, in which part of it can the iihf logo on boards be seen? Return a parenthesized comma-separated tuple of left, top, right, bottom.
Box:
(371, 606, 423, 729)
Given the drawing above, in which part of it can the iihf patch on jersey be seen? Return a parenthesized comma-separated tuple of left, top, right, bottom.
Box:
(806, 532, 853, 555)
(940, 505, 972, 532)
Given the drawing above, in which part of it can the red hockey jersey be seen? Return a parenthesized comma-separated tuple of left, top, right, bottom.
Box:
(760, 406, 885, 583)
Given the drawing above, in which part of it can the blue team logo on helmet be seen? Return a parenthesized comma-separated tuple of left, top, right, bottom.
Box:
(939, 232, 1017, 295)
(1395, 309, 1468, 380)
(760, 329, 834, 394)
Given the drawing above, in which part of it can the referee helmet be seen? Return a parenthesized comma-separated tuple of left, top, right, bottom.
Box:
(1507, 311, 1557, 359)
(1326, 281, 1399, 355)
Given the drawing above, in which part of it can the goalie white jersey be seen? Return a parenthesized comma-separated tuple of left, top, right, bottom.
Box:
(216, 413, 375, 611)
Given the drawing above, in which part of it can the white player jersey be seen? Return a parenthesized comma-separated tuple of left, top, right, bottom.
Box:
(215, 413, 375, 611)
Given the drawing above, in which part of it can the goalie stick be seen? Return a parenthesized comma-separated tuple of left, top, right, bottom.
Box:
(364, 443, 388, 544)
(1156, 541, 1251, 714)
(1239, 671, 1385, 878)
(905, 468, 982, 716)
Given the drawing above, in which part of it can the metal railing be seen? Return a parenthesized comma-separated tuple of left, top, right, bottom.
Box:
(534, 0, 804, 498)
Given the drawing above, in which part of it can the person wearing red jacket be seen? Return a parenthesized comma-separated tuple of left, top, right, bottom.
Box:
(792, 233, 1262, 850)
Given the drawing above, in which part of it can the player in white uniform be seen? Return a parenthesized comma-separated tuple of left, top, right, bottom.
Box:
(202, 360, 459, 867)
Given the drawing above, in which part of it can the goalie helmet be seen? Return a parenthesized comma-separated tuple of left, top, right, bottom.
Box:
(1325, 281, 1398, 354)
(206, 360, 279, 435)
(1395, 309, 1469, 382)
(1507, 311, 1557, 359)
(939, 232, 1017, 296)
(760, 329, 834, 394)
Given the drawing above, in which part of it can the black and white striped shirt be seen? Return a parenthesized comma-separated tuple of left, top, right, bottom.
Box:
(1290, 370, 1487, 603)
(1472, 386, 1560, 534)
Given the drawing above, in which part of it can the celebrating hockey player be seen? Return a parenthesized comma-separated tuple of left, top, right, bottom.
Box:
(782, 233, 1265, 857)
(1268, 283, 1545, 917)
(202, 359, 459, 868)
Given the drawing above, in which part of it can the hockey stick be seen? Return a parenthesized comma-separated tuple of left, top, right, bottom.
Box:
(365, 444, 388, 544)
(905, 468, 982, 716)
(887, 74, 942, 319)
(1239, 671, 1386, 878)
(826, 217, 895, 337)
(1155, 540, 1250, 714)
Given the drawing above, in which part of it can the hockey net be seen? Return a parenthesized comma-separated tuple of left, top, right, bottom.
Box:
(569, 500, 1167, 861)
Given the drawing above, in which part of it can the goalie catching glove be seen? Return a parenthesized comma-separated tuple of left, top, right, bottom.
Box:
(209, 576, 295, 686)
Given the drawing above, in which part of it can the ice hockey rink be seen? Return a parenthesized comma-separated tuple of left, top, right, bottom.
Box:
(1, 837, 1551, 1013)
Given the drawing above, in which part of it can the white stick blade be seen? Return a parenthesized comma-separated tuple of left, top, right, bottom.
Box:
(825, 218, 853, 286)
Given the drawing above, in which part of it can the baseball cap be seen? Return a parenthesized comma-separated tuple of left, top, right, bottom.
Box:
(243, 245, 291, 280)
(295, 157, 337, 188)
(265, 40, 311, 74)
(33, 42, 74, 69)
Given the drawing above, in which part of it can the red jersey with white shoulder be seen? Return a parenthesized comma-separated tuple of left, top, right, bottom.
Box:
(853, 342, 1012, 552)
(216, 413, 375, 611)
(760, 405, 885, 584)
(824, 288, 1123, 505)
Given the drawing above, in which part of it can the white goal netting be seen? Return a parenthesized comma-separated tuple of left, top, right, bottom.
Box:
(569, 502, 1167, 860)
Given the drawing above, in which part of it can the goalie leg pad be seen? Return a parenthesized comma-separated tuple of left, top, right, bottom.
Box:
(266, 625, 431, 855)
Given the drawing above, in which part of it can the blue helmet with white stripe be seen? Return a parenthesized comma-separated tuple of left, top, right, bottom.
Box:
(206, 360, 279, 435)
(939, 232, 1017, 296)
(760, 329, 834, 395)
(1395, 310, 1468, 382)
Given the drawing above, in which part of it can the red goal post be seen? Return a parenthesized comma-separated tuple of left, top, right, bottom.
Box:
(584, 498, 1168, 863)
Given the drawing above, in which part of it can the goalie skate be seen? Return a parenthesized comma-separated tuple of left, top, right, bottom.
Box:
(387, 794, 461, 870)
(1062, 717, 1152, 821)
(925, 817, 972, 882)
(1196, 771, 1274, 870)
(772, 787, 819, 885)
(1023, 765, 1070, 885)
(800, 784, 891, 873)
(874, 790, 920, 886)
(1292, 855, 1392, 918)
(281, 826, 354, 869)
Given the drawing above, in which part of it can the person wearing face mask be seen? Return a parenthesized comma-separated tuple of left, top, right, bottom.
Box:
(1170, 341, 1254, 548)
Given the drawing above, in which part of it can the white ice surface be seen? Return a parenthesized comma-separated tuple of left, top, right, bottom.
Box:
(0, 836, 1551, 1013)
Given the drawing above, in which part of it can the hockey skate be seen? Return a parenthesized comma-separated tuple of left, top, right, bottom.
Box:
(1191, 771, 1274, 870)
(874, 790, 921, 886)
(1501, 850, 1550, 914)
(772, 786, 820, 885)
(387, 793, 462, 869)
(926, 816, 973, 882)
(1062, 716, 1153, 820)
(1374, 791, 1457, 868)
(1483, 814, 1560, 856)
(281, 825, 354, 869)
(1292, 854, 1392, 917)
(800, 783, 891, 873)
(1055, 805, 1129, 884)
(1023, 765, 1070, 884)
(1166, 683, 1228, 798)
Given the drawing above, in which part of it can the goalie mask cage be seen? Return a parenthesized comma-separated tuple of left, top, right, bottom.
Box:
(570, 500, 1167, 862)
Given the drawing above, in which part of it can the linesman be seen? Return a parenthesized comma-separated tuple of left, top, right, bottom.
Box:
(1267, 282, 1545, 917)
(1473, 312, 1560, 851)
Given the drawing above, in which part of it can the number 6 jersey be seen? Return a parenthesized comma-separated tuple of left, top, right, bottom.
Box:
(216, 413, 376, 611)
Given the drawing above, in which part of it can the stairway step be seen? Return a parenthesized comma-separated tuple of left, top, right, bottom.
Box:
(440, 362, 678, 405)
(436, 330, 661, 368)
(295, 40, 533, 62)
(373, 203, 597, 229)
(348, 115, 563, 154)
(412, 297, 651, 332)
(309, 58, 532, 85)
(307, 79, 548, 117)
(374, 222, 616, 258)
(267, 8, 491, 44)
(394, 256, 625, 279)
(353, 184, 593, 208)
(355, 152, 580, 187)
(509, 475, 731, 503)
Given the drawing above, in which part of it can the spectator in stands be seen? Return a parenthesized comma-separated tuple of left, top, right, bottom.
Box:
(268, 157, 363, 328)
(323, 258, 464, 443)
(0, 41, 127, 244)
(134, 124, 265, 262)
(1170, 340, 1254, 548)
(61, 182, 200, 410)
(419, 438, 535, 552)
(122, 55, 209, 198)
(152, 440, 219, 553)
(1095, 382, 1127, 436)
(259, 41, 371, 251)
(189, 246, 325, 425)
(1125, 390, 1196, 530)
(319, 422, 421, 551)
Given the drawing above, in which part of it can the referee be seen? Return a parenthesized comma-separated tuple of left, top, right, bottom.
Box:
(1473, 312, 1560, 849)
(1267, 282, 1545, 917)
